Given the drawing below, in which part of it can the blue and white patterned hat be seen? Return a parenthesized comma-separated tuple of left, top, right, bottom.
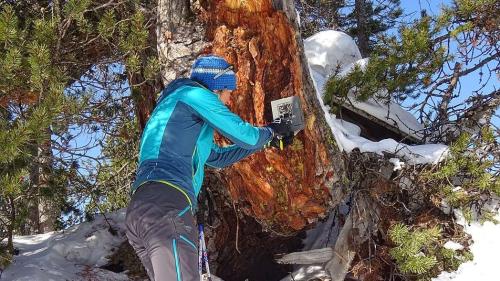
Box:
(190, 55, 237, 91)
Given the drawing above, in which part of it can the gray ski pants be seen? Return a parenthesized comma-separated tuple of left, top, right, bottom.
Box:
(125, 181, 198, 281)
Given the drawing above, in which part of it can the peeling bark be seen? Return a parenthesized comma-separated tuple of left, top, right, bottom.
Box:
(152, 0, 345, 235)
(203, 0, 345, 235)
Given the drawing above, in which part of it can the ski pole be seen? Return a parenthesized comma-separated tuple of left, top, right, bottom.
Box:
(198, 224, 212, 281)
(198, 224, 203, 281)
(201, 226, 211, 280)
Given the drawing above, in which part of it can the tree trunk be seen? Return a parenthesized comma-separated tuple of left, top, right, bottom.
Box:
(37, 132, 58, 233)
(130, 16, 165, 130)
(24, 129, 57, 234)
(354, 0, 370, 57)
(152, 0, 346, 279)
(202, 0, 344, 235)
(156, 0, 206, 85)
(7, 196, 15, 253)
(133, 0, 207, 130)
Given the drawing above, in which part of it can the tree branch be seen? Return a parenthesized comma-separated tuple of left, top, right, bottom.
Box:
(438, 62, 461, 123)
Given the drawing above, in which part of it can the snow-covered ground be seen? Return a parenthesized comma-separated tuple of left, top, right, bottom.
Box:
(433, 211, 500, 281)
(1, 210, 129, 281)
(4, 205, 499, 281)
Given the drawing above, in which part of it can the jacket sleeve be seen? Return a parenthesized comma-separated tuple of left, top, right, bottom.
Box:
(205, 143, 261, 168)
(181, 86, 273, 150)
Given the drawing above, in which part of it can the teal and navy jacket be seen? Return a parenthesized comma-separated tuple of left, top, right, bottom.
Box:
(132, 78, 273, 209)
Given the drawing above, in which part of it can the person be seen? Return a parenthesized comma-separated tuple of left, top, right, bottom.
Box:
(125, 55, 294, 281)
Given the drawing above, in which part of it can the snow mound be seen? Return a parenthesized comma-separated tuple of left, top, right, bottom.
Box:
(337, 57, 370, 77)
(443, 241, 464, 251)
(304, 30, 447, 164)
(306, 30, 425, 142)
(433, 211, 500, 281)
(346, 94, 425, 140)
(304, 30, 361, 79)
(1, 210, 129, 281)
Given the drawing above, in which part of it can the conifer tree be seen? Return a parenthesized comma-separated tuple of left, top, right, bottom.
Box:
(0, 3, 66, 250)
(296, 0, 403, 55)
(323, 1, 499, 278)
(0, 0, 158, 253)
(346, 0, 402, 56)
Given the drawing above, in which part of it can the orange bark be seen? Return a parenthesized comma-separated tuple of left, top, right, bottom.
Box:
(204, 0, 334, 234)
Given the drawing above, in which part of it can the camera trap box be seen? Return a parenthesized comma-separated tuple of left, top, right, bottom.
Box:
(271, 96, 305, 133)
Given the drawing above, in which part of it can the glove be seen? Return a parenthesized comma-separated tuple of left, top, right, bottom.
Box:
(267, 118, 293, 137)
(265, 118, 294, 150)
(267, 133, 294, 150)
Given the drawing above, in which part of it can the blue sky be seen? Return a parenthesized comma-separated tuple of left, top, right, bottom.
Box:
(402, 0, 449, 16)
(401, 0, 499, 127)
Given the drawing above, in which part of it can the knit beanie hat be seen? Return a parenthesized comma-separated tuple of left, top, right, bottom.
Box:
(190, 55, 237, 91)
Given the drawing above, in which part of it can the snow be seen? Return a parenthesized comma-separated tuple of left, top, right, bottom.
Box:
(347, 94, 425, 139)
(279, 186, 500, 281)
(279, 210, 340, 281)
(281, 266, 329, 281)
(1, 210, 129, 281)
(305, 33, 425, 140)
(443, 241, 465, 251)
(309, 59, 448, 164)
(305, 33, 425, 141)
(304, 30, 361, 79)
(433, 211, 500, 281)
(389, 158, 405, 171)
(304, 30, 448, 165)
(337, 58, 425, 140)
(336, 119, 362, 136)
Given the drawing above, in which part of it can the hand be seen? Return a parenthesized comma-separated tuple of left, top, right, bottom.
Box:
(267, 118, 293, 137)
(267, 133, 294, 150)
